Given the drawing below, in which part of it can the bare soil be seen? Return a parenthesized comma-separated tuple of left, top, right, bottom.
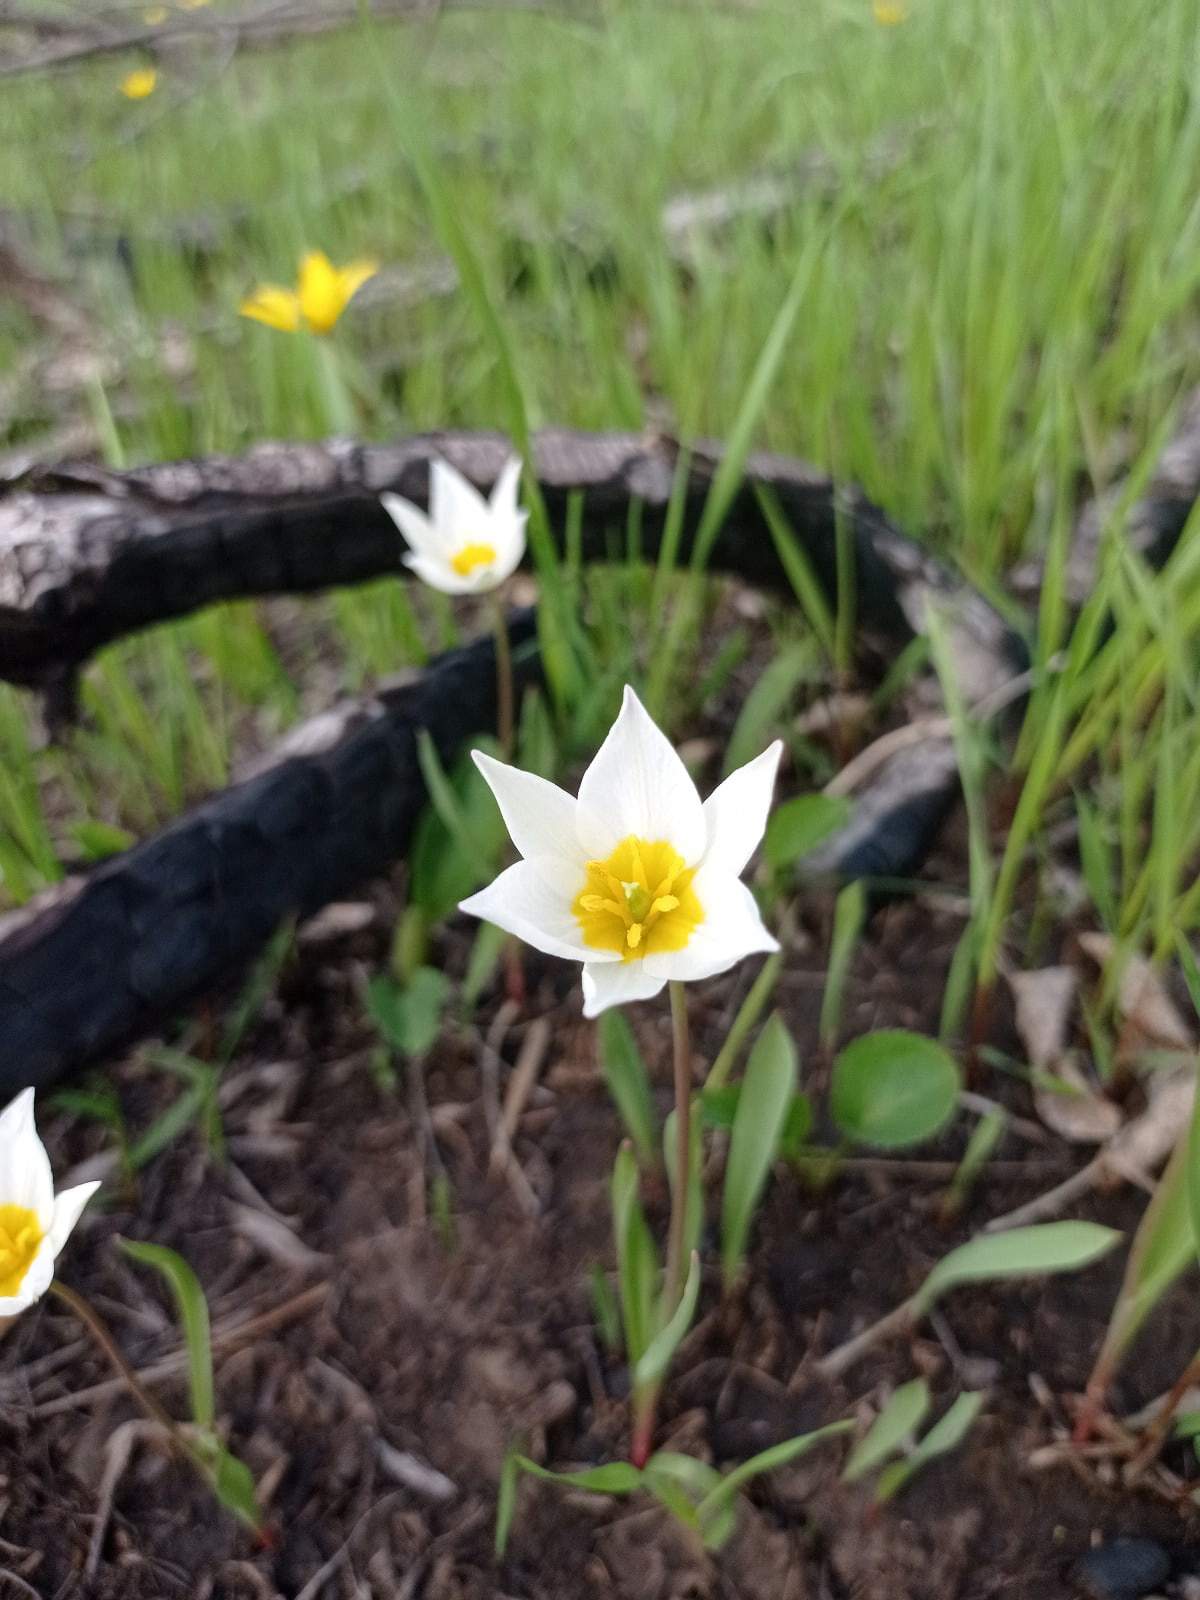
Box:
(4, 877, 1200, 1600)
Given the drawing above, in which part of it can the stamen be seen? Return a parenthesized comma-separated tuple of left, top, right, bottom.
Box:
(450, 541, 498, 577)
(626, 923, 643, 949)
(651, 895, 679, 915)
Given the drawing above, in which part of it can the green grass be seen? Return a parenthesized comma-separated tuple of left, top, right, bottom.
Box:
(2, 0, 1200, 1002)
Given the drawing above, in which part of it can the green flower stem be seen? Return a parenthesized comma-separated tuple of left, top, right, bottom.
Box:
(489, 591, 514, 759)
(664, 980, 692, 1315)
(313, 336, 357, 437)
(629, 982, 694, 1468)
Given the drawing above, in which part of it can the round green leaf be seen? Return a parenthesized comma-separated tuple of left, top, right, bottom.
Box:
(830, 1030, 961, 1149)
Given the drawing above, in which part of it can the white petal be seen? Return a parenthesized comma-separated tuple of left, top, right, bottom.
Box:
(700, 741, 783, 878)
(582, 960, 668, 1018)
(430, 458, 493, 543)
(644, 873, 778, 984)
(576, 685, 706, 863)
(47, 1181, 101, 1258)
(489, 510, 528, 580)
(0, 1088, 54, 1228)
(402, 551, 478, 595)
(0, 1238, 53, 1315)
(380, 493, 443, 562)
(459, 860, 619, 964)
(472, 752, 582, 864)
(489, 455, 524, 517)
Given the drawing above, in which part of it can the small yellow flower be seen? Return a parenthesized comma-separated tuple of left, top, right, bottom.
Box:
(239, 250, 378, 337)
(143, 5, 169, 23)
(873, 1, 908, 23)
(121, 67, 158, 99)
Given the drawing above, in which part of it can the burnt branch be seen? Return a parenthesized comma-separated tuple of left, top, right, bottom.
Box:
(0, 428, 1015, 692)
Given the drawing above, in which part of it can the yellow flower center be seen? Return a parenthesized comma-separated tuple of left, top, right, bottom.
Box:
(450, 542, 498, 577)
(572, 836, 703, 961)
(0, 1203, 42, 1299)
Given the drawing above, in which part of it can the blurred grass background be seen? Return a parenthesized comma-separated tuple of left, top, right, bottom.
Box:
(2, 0, 1200, 980)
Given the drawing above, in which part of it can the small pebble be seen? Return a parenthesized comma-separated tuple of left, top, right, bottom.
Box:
(1071, 1538, 1170, 1600)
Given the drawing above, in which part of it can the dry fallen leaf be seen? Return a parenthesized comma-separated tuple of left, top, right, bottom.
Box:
(1078, 931, 1194, 1054)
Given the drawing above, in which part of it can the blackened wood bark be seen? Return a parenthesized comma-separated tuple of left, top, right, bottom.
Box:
(0, 430, 1016, 690)
(0, 616, 541, 1093)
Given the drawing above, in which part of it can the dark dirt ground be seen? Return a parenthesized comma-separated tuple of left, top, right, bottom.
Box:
(4, 869, 1200, 1600)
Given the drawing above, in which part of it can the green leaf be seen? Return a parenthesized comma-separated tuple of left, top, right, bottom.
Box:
(589, 1263, 621, 1356)
(1176, 931, 1200, 1023)
(1188, 1078, 1200, 1267)
(414, 730, 496, 887)
(843, 1379, 931, 1483)
(875, 1392, 985, 1502)
(634, 1251, 701, 1392)
(912, 1222, 1122, 1319)
(611, 1145, 661, 1372)
(600, 1010, 658, 1165)
(367, 968, 450, 1057)
(642, 1452, 728, 1543)
(700, 1085, 742, 1130)
(820, 880, 865, 1051)
(777, 1093, 814, 1160)
(119, 1240, 214, 1427)
(723, 642, 813, 778)
(411, 742, 509, 923)
(694, 1420, 853, 1544)
(1093, 1130, 1192, 1384)
(831, 1030, 961, 1150)
(69, 819, 136, 862)
(763, 795, 852, 871)
(721, 1015, 797, 1288)
(496, 1446, 522, 1556)
(210, 1441, 264, 1531)
(513, 1456, 647, 1494)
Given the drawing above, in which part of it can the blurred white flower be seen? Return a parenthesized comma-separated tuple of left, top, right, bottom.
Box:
(460, 685, 781, 1017)
(381, 457, 527, 595)
(0, 1089, 100, 1316)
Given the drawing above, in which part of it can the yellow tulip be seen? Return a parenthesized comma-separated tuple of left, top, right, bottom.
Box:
(121, 67, 158, 99)
(239, 250, 379, 336)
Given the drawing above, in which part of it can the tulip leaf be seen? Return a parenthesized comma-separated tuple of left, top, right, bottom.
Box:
(694, 1420, 853, 1543)
(367, 969, 449, 1058)
(634, 1251, 702, 1393)
(764, 795, 852, 871)
(721, 1015, 797, 1288)
(600, 1010, 658, 1165)
(611, 1144, 661, 1372)
(911, 1221, 1121, 1319)
(411, 738, 506, 919)
(1092, 1130, 1192, 1387)
(723, 642, 814, 778)
(875, 1392, 985, 1502)
(843, 1379, 931, 1483)
(831, 1029, 961, 1149)
(119, 1239, 214, 1427)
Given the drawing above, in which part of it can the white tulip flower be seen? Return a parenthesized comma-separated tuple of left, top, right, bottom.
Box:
(381, 456, 528, 595)
(0, 1088, 100, 1316)
(460, 685, 782, 1017)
